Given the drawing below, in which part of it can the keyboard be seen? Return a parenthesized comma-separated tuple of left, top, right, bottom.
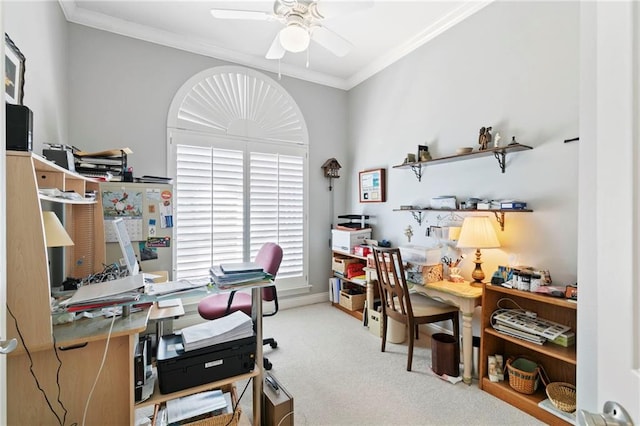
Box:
(493, 310, 571, 340)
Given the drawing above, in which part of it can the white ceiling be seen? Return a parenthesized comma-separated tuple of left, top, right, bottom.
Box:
(59, 0, 492, 90)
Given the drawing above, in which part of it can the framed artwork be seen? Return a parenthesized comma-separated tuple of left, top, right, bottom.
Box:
(5, 33, 25, 105)
(359, 168, 386, 203)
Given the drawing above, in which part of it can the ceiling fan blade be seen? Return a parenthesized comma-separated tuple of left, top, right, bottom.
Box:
(265, 32, 286, 59)
(311, 26, 353, 57)
(210, 8, 273, 21)
(313, 0, 374, 19)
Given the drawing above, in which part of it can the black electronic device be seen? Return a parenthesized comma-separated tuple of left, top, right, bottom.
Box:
(156, 333, 256, 394)
(43, 148, 75, 171)
(6, 104, 33, 151)
(134, 336, 148, 402)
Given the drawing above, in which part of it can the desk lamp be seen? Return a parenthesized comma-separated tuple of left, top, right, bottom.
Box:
(456, 216, 500, 287)
(43, 211, 74, 247)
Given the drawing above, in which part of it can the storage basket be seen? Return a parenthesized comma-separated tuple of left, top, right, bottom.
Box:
(505, 357, 549, 395)
(153, 384, 241, 426)
(546, 382, 577, 413)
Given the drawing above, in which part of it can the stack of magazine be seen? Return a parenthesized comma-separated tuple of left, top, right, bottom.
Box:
(210, 262, 272, 289)
(491, 310, 571, 345)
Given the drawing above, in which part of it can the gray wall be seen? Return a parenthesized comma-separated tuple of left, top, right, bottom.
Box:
(7, 1, 580, 299)
(347, 1, 579, 290)
(5, 1, 69, 149)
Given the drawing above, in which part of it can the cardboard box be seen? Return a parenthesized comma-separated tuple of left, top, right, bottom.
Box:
(339, 289, 366, 311)
(332, 228, 372, 254)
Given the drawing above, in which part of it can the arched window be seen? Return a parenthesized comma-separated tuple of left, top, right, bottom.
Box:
(167, 66, 309, 292)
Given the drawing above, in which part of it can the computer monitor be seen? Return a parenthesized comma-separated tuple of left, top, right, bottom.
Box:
(112, 218, 140, 276)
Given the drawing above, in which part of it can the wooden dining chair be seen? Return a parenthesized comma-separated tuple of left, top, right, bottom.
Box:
(371, 246, 460, 371)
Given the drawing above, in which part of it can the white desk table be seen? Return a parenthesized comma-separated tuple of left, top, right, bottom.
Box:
(411, 280, 482, 385)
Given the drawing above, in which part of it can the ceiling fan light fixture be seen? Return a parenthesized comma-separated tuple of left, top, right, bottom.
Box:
(279, 24, 310, 53)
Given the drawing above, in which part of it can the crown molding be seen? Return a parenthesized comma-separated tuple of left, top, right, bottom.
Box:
(347, 1, 492, 89)
(58, 1, 491, 91)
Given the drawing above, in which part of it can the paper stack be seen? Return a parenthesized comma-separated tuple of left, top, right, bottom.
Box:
(210, 263, 272, 288)
(164, 390, 231, 424)
(181, 310, 254, 351)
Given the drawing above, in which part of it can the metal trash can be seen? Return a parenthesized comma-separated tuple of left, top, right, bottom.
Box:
(431, 333, 460, 377)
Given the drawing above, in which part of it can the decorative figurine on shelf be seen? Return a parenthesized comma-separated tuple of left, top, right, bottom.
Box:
(404, 225, 413, 242)
(479, 126, 493, 151)
(508, 135, 518, 145)
(418, 145, 432, 161)
(494, 132, 502, 148)
(478, 127, 488, 150)
(485, 126, 493, 148)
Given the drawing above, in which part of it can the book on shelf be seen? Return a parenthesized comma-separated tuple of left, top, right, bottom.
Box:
(500, 201, 528, 209)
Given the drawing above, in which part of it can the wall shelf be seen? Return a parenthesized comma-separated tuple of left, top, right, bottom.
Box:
(393, 143, 533, 181)
(393, 208, 533, 230)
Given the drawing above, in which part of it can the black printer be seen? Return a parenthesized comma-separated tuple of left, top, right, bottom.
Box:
(156, 333, 256, 394)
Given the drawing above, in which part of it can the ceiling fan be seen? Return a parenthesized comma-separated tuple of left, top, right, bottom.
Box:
(210, 0, 373, 59)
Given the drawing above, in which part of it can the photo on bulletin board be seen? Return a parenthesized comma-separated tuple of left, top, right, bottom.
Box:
(359, 168, 386, 203)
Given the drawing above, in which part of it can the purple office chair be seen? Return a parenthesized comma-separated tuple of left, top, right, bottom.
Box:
(198, 242, 283, 370)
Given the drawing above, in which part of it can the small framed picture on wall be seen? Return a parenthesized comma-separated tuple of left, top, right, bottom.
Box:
(359, 168, 386, 203)
(5, 33, 25, 105)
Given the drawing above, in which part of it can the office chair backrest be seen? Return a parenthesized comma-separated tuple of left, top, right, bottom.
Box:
(255, 242, 283, 303)
(372, 246, 413, 324)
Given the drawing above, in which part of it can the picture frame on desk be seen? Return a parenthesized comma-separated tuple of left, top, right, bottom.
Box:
(359, 168, 386, 203)
(5, 33, 25, 105)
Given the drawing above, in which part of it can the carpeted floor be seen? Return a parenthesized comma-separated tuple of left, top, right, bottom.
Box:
(238, 302, 544, 426)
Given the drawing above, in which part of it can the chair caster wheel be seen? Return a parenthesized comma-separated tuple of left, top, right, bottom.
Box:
(270, 341, 278, 349)
(264, 360, 272, 370)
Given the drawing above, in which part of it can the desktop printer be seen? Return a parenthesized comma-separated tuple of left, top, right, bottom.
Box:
(156, 333, 256, 394)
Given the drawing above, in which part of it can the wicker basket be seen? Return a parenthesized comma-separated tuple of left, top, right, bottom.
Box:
(153, 384, 241, 426)
(546, 382, 577, 413)
(505, 357, 549, 395)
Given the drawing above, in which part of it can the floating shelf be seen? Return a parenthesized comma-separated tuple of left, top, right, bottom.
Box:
(393, 143, 533, 181)
(393, 208, 533, 230)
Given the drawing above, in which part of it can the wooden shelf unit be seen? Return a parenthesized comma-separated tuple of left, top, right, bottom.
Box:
(393, 207, 533, 230)
(393, 143, 533, 180)
(479, 284, 576, 425)
(330, 250, 370, 321)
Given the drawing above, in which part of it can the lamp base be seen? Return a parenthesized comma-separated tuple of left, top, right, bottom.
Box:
(471, 252, 485, 287)
(470, 280, 484, 288)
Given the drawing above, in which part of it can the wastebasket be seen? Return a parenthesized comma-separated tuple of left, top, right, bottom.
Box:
(431, 333, 460, 377)
(387, 317, 406, 343)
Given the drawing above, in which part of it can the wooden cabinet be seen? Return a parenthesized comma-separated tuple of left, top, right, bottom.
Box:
(479, 284, 576, 425)
(6, 151, 143, 425)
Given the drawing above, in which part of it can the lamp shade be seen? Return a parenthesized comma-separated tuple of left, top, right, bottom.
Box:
(448, 226, 461, 241)
(43, 211, 74, 247)
(456, 216, 500, 249)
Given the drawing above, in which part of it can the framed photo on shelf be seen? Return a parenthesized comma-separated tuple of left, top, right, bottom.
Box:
(359, 168, 386, 203)
(5, 33, 25, 105)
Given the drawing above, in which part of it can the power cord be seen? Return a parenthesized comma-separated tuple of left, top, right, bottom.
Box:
(51, 333, 70, 426)
(82, 312, 116, 426)
(225, 377, 252, 426)
(7, 304, 65, 426)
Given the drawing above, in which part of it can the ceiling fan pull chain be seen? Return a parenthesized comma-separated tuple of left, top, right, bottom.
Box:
(278, 58, 282, 80)
(306, 48, 310, 68)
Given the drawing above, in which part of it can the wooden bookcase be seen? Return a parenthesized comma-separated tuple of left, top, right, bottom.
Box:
(479, 284, 577, 425)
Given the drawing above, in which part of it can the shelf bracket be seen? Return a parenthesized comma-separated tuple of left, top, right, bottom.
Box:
(410, 164, 423, 182)
(494, 151, 506, 173)
(410, 211, 424, 226)
(493, 211, 506, 231)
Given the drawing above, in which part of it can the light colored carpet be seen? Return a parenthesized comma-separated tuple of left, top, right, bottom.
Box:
(238, 302, 544, 426)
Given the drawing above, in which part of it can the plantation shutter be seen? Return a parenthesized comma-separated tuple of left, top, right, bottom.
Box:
(173, 133, 306, 289)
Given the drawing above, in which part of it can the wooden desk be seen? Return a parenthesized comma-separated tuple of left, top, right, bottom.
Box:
(9, 309, 150, 425)
(412, 280, 482, 385)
